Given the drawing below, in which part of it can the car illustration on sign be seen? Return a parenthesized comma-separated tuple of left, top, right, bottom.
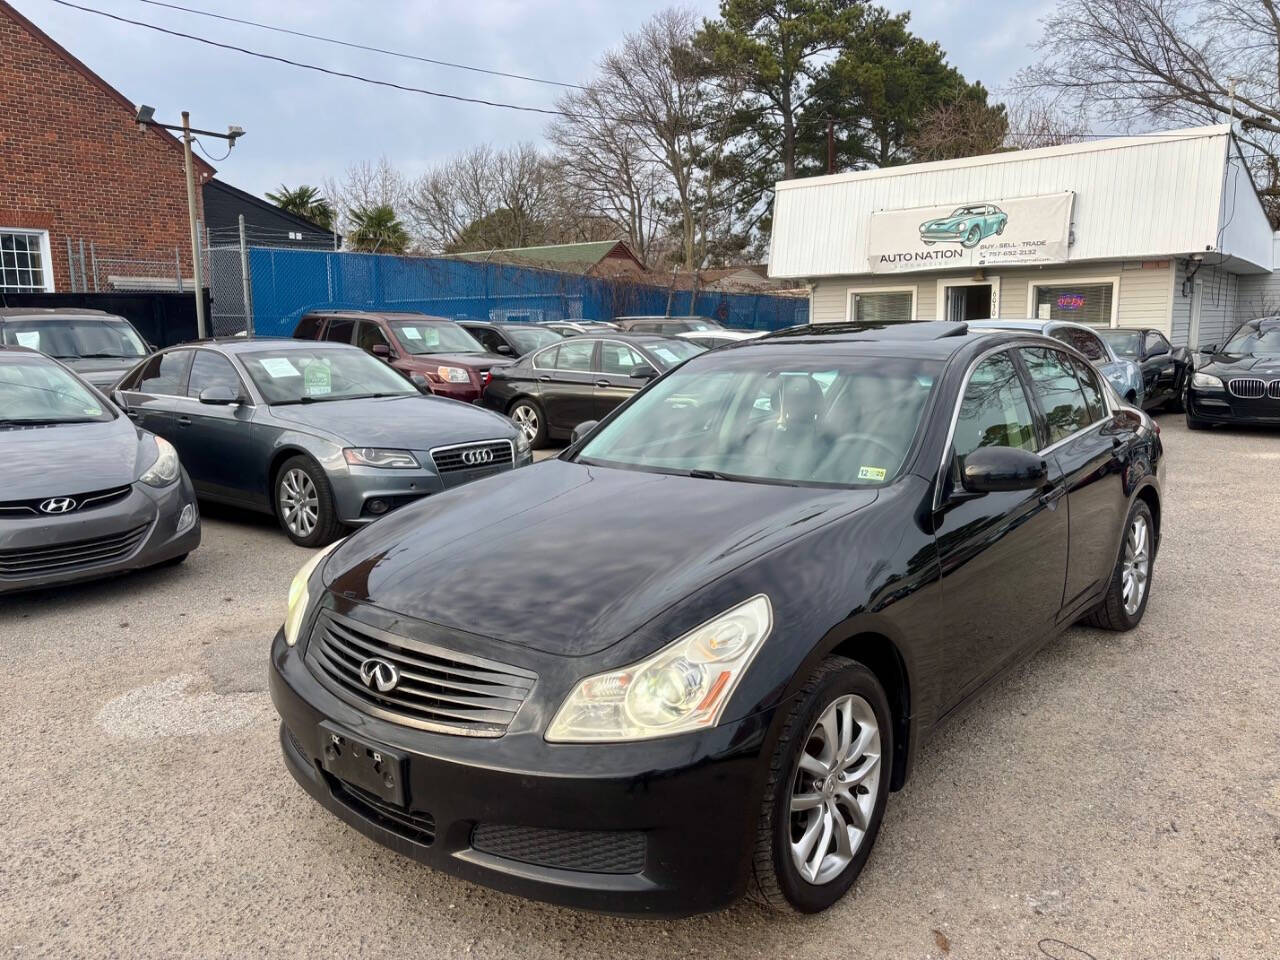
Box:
(919, 204, 1008, 248)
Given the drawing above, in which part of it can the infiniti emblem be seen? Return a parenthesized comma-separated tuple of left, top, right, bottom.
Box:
(39, 497, 77, 514)
(461, 447, 494, 466)
(359, 657, 400, 693)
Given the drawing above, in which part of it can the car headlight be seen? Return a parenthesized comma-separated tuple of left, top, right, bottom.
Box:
(283, 540, 343, 646)
(514, 431, 531, 459)
(139, 435, 181, 487)
(545, 595, 772, 742)
(343, 447, 419, 469)
(1191, 372, 1223, 389)
(434, 366, 471, 384)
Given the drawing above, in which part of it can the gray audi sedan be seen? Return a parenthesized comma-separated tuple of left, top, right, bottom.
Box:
(0, 346, 200, 595)
(113, 339, 532, 546)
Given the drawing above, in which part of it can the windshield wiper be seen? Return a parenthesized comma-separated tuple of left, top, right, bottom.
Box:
(0, 417, 89, 426)
(687, 468, 799, 486)
(72, 353, 135, 359)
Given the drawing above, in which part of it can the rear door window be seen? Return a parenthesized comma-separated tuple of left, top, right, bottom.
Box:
(556, 339, 597, 372)
(1020, 347, 1093, 444)
(293, 315, 323, 339)
(1051, 327, 1107, 361)
(324, 319, 356, 344)
(1069, 356, 1107, 422)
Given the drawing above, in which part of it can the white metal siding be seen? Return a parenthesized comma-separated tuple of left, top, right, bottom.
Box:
(1236, 234, 1280, 316)
(770, 126, 1268, 278)
(1172, 260, 1240, 347)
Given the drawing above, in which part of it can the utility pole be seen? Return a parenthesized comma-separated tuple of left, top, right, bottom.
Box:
(135, 105, 244, 339)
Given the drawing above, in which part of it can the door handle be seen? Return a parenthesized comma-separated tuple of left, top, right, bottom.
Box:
(176, 415, 192, 427)
(594, 379, 611, 387)
(1038, 485, 1066, 507)
(538, 376, 551, 383)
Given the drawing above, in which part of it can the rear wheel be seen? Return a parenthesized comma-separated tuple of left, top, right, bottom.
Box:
(509, 398, 547, 448)
(275, 456, 344, 547)
(1085, 500, 1155, 631)
(750, 657, 892, 913)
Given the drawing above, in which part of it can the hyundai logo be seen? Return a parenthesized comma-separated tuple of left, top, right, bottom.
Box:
(461, 447, 495, 466)
(358, 657, 401, 693)
(39, 497, 77, 514)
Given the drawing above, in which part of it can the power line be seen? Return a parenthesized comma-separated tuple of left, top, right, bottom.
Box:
(125, 0, 587, 90)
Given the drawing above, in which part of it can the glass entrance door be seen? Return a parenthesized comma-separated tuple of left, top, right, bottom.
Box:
(945, 283, 993, 322)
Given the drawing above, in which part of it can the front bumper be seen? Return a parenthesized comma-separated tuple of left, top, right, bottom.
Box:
(0, 474, 200, 595)
(427, 380, 483, 404)
(269, 629, 774, 916)
(1187, 387, 1280, 425)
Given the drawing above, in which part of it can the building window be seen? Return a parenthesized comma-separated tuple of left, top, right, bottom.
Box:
(0, 229, 52, 293)
(1033, 282, 1114, 326)
(849, 288, 915, 323)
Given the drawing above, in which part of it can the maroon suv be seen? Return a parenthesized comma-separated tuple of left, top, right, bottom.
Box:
(292, 311, 510, 403)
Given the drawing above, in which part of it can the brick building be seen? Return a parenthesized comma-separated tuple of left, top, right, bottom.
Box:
(0, 0, 213, 294)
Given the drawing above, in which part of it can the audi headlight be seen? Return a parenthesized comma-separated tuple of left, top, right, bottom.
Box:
(343, 447, 418, 469)
(515, 431, 531, 460)
(1191, 372, 1223, 389)
(283, 540, 343, 646)
(139, 436, 181, 487)
(435, 366, 470, 383)
(545, 595, 772, 742)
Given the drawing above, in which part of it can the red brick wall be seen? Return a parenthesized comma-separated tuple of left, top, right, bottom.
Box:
(0, 3, 211, 292)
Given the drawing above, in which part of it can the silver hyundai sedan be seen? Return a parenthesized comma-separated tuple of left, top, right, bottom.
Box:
(0, 346, 200, 595)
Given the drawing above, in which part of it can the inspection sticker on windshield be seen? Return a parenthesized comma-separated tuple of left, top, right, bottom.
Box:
(14, 331, 40, 349)
(259, 357, 300, 378)
(304, 362, 332, 396)
(858, 466, 887, 481)
(401, 326, 422, 340)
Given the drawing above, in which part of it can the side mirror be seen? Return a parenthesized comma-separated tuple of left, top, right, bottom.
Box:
(110, 389, 128, 410)
(198, 384, 240, 406)
(630, 364, 659, 381)
(1199, 342, 1218, 355)
(571, 420, 599, 444)
(960, 446, 1047, 494)
(496, 344, 513, 355)
(371, 343, 391, 359)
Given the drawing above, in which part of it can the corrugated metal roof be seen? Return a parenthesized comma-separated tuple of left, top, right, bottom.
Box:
(768, 125, 1272, 278)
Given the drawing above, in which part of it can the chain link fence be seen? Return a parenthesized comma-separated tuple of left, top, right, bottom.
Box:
(63, 238, 195, 294)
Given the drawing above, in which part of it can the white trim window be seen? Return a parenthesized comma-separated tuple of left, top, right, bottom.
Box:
(846, 284, 917, 323)
(1026, 276, 1119, 327)
(0, 228, 54, 293)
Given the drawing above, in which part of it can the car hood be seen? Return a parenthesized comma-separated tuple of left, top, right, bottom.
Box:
(1196, 353, 1280, 377)
(922, 215, 968, 229)
(267, 394, 517, 448)
(0, 416, 142, 499)
(401, 352, 511, 371)
(324, 459, 876, 657)
(60, 357, 136, 388)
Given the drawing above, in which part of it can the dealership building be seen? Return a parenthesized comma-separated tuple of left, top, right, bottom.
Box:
(768, 124, 1280, 348)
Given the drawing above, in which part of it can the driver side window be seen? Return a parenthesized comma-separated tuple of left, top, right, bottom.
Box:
(953, 352, 1038, 461)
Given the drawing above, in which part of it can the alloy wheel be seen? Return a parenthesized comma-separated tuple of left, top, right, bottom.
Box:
(788, 694, 881, 886)
(512, 404, 539, 443)
(1121, 513, 1150, 615)
(279, 468, 319, 538)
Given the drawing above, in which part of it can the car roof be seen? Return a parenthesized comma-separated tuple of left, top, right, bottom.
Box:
(157, 336, 356, 356)
(615, 315, 710, 322)
(302, 310, 451, 323)
(744, 321, 1063, 361)
(0, 307, 122, 320)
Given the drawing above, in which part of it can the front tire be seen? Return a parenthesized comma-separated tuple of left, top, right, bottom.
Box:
(962, 225, 982, 248)
(509, 398, 548, 448)
(750, 657, 892, 913)
(1085, 500, 1155, 631)
(274, 455, 344, 547)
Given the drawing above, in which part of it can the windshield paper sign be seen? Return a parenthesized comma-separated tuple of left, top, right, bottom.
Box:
(867, 192, 1073, 274)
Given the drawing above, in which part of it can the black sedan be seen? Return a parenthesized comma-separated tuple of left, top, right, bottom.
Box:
(113, 339, 530, 546)
(269, 322, 1163, 915)
(1098, 327, 1191, 410)
(1185, 316, 1280, 428)
(456, 320, 563, 358)
(480, 333, 704, 447)
(0, 346, 199, 593)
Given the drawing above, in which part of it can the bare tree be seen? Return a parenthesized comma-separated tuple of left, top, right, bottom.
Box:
(1002, 92, 1091, 150)
(322, 157, 408, 238)
(908, 99, 1010, 161)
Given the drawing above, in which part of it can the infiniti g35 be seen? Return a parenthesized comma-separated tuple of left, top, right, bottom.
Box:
(269, 322, 1163, 915)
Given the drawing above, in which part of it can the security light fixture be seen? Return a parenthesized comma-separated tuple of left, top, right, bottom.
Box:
(135, 103, 155, 130)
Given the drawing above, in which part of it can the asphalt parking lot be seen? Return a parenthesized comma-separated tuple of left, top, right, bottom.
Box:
(2, 418, 1277, 959)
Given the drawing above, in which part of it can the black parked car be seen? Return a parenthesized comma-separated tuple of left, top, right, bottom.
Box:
(1185, 316, 1280, 428)
(480, 333, 704, 447)
(456, 320, 563, 357)
(614, 315, 722, 335)
(269, 321, 1163, 916)
(1098, 328, 1191, 411)
(113, 339, 529, 545)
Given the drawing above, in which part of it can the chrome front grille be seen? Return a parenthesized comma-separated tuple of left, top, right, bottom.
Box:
(304, 609, 536, 736)
(429, 439, 515, 486)
(1270, 380, 1280, 399)
(0, 523, 149, 578)
(1227, 378, 1266, 399)
(0, 484, 132, 518)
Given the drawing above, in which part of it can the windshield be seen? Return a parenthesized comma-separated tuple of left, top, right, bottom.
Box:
(1222, 320, 1280, 355)
(0, 357, 113, 424)
(951, 207, 983, 217)
(239, 346, 416, 404)
(504, 327, 562, 354)
(1, 317, 147, 360)
(575, 353, 940, 487)
(647, 339, 705, 369)
(1099, 330, 1142, 359)
(390, 320, 485, 355)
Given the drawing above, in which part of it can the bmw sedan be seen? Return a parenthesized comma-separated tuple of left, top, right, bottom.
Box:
(0, 346, 199, 594)
(269, 321, 1163, 915)
(113, 339, 531, 546)
(1185, 316, 1280, 428)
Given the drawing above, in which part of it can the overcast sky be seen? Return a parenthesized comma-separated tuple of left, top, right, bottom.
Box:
(13, 0, 1058, 198)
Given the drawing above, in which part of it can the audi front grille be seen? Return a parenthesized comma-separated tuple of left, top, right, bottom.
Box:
(304, 609, 536, 737)
(429, 439, 515, 487)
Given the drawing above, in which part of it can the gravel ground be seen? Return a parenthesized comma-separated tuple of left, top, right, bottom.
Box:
(1, 417, 1277, 959)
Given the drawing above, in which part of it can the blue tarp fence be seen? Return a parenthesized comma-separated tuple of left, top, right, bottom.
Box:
(246, 247, 808, 336)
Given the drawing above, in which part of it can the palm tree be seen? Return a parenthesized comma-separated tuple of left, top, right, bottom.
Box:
(265, 184, 335, 231)
(347, 204, 410, 254)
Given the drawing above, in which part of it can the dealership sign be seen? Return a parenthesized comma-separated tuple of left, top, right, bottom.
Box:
(867, 192, 1074, 274)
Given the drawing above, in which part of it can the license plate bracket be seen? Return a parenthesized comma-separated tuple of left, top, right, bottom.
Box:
(318, 723, 406, 807)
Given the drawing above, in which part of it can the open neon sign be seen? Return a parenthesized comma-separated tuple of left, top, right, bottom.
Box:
(1057, 293, 1086, 311)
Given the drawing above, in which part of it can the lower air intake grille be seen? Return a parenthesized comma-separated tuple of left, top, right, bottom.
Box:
(471, 824, 646, 874)
(0, 523, 148, 578)
(329, 777, 435, 846)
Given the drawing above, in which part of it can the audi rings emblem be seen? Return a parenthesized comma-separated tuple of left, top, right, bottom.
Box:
(39, 497, 77, 514)
(461, 447, 495, 466)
